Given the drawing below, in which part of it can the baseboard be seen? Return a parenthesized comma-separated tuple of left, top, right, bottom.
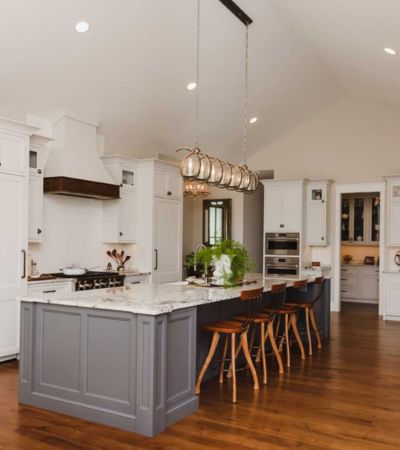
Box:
(341, 298, 378, 305)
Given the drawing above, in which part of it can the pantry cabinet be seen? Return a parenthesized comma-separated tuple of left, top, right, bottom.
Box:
(136, 159, 183, 283)
(383, 273, 400, 319)
(306, 180, 331, 246)
(0, 118, 37, 361)
(340, 265, 379, 303)
(262, 180, 305, 232)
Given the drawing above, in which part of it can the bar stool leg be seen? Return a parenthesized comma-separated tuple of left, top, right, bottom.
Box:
(284, 314, 290, 367)
(267, 321, 284, 374)
(219, 335, 229, 384)
(260, 323, 267, 385)
(195, 331, 220, 395)
(240, 331, 260, 390)
(290, 313, 306, 360)
(310, 306, 322, 349)
(305, 307, 312, 356)
(226, 340, 242, 379)
(231, 333, 237, 403)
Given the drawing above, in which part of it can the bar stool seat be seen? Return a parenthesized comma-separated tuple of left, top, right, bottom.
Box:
(262, 304, 299, 315)
(234, 312, 273, 324)
(203, 320, 247, 334)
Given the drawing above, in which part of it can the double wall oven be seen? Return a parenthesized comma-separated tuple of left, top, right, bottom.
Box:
(265, 233, 300, 278)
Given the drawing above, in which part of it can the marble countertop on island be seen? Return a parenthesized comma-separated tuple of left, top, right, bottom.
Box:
(20, 274, 324, 316)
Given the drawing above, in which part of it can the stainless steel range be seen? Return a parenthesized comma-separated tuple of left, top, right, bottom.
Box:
(50, 271, 125, 291)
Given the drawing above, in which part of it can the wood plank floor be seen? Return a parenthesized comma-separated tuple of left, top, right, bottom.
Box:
(1, 302, 400, 449)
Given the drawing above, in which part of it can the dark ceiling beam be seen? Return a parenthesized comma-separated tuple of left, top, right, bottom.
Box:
(217, 0, 253, 26)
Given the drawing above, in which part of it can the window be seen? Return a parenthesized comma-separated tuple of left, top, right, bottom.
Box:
(203, 199, 232, 246)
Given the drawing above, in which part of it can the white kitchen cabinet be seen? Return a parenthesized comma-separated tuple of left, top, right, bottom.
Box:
(124, 274, 150, 285)
(155, 169, 182, 199)
(136, 160, 183, 283)
(0, 119, 36, 361)
(0, 173, 28, 360)
(341, 265, 379, 303)
(28, 280, 74, 298)
(0, 131, 28, 176)
(384, 274, 400, 319)
(153, 197, 182, 283)
(102, 187, 136, 243)
(306, 180, 331, 246)
(262, 180, 305, 232)
(102, 155, 137, 188)
(28, 174, 43, 242)
(386, 177, 400, 246)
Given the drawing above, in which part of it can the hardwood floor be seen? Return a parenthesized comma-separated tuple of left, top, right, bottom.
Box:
(1, 302, 400, 449)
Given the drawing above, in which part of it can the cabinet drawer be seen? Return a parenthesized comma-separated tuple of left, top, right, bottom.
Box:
(124, 275, 149, 285)
(28, 282, 74, 297)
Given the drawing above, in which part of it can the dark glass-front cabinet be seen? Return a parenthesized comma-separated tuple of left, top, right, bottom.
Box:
(341, 193, 380, 245)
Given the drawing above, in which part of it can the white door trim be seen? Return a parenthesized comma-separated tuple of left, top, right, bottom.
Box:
(333, 182, 385, 314)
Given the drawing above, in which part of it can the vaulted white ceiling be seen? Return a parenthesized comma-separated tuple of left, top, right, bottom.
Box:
(0, 1, 396, 163)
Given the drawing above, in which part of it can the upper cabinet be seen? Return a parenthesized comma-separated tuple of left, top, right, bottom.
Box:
(306, 180, 331, 246)
(262, 180, 305, 232)
(0, 131, 28, 176)
(386, 176, 400, 246)
(102, 156, 137, 244)
(28, 135, 52, 243)
(341, 193, 380, 246)
(154, 169, 182, 199)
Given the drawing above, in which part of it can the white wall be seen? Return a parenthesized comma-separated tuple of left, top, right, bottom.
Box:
(29, 195, 135, 273)
(249, 98, 400, 183)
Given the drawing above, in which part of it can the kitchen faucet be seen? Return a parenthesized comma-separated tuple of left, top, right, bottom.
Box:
(193, 244, 206, 271)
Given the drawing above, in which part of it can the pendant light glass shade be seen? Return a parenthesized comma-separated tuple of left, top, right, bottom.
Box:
(219, 160, 233, 186)
(227, 163, 242, 190)
(208, 157, 223, 185)
(246, 170, 259, 193)
(197, 150, 212, 181)
(238, 165, 251, 191)
(177, 148, 201, 179)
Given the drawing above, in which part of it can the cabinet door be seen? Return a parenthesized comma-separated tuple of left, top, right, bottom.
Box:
(153, 198, 182, 282)
(389, 202, 400, 246)
(352, 197, 365, 243)
(28, 174, 43, 242)
(282, 186, 302, 231)
(361, 273, 379, 301)
(0, 173, 27, 359)
(167, 173, 182, 198)
(385, 282, 400, 316)
(307, 203, 326, 246)
(154, 171, 168, 197)
(264, 187, 283, 231)
(0, 132, 27, 175)
(119, 188, 136, 243)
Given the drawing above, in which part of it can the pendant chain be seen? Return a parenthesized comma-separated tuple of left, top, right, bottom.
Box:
(195, 0, 201, 149)
(243, 25, 249, 166)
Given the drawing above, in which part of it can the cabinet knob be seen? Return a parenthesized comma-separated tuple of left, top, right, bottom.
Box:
(38, 169, 42, 174)
(119, 232, 123, 237)
(167, 191, 172, 196)
(321, 236, 324, 241)
(322, 200, 325, 203)
(37, 228, 42, 234)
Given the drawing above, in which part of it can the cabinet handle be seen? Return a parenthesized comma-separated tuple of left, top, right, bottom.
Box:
(167, 191, 172, 196)
(341, 278, 347, 281)
(21, 250, 26, 279)
(37, 228, 42, 234)
(321, 236, 324, 241)
(342, 269, 347, 272)
(280, 224, 284, 228)
(154, 249, 158, 270)
(43, 289, 56, 294)
(340, 289, 347, 293)
(322, 200, 325, 203)
(38, 169, 42, 174)
(119, 232, 123, 237)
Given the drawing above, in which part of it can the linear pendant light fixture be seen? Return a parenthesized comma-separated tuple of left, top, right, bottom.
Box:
(176, 0, 259, 194)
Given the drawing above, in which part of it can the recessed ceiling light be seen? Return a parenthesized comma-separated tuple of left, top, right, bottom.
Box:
(75, 21, 90, 33)
(186, 82, 197, 91)
(249, 117, 258, 124)
(384, 47, 397, 55)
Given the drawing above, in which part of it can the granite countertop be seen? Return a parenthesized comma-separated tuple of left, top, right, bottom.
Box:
(20, 274, 326, 316)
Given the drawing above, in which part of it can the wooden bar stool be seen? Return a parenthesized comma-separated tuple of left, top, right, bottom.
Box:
(261, 283, 305, 368)
(286, 277, 324, 355)
(195, 319, 259, 403)
(230, 288, 284, 385)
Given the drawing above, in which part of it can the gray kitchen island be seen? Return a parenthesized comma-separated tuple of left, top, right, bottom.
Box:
(19, 275, 330, 437)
